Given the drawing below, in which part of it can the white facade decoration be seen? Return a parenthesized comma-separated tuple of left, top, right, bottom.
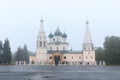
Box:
(29, 19, 96, 65)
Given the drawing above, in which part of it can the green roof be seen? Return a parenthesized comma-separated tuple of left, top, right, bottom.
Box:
(47, 50, 82, 54)
(29, 50, 82, 56)
(29, 52, 36, 56)
(62, 33, 67, 38)
(54, 27, 62, 36)
(49, 33, 53, 38)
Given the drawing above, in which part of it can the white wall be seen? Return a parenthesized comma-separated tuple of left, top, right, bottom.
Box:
(48, 44, 69, 51)
(63, 53, 83, 62)
(83, 50, 95, 63)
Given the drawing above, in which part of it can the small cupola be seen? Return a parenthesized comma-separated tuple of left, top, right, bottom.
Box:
(49, 33, 53, 38)
(62, 33, 67, 38)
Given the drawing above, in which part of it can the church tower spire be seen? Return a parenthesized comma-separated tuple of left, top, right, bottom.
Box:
(39, 19, 44, 32)
(83, 21, 92, 44)
(83, 21, 94, 50)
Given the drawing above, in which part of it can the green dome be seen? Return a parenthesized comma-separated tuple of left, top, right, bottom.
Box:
(49, 33, 53, 38)
(54, 27, 62, 36)
(62, 33, 67, 38)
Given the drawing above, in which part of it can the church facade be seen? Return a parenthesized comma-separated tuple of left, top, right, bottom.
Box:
(29, 19, 96, 65)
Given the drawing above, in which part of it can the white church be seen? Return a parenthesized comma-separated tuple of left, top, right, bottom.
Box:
(29, 19, 96, 65)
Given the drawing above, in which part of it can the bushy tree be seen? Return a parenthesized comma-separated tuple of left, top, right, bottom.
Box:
(104, 36, 120, 65)
(95, 47, 105, 62)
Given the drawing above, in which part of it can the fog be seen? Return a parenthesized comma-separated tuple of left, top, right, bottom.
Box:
(0, 0, 120, 52)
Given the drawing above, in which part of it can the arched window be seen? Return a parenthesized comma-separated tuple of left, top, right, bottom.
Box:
(40, 42, 42, 47)
(87, 62, 89, 65)
(72, 57, 73, 59)
(91, 56, 93, 59)
(64, 56, 66, 59)
(57, 47, 59, 51)
(49, 56, 52, 59)
(63, 47, 65, 51)
(44, 42, 46, 47)
(79, 57, 81, 59)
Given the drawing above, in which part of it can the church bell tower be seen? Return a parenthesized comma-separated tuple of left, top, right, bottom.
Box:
(36, 19, 47, 65)
(82, 21, 96, 65)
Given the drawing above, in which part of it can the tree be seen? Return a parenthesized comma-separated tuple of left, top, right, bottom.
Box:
(23, 44, 29, 64)
(14, 44, 29, 64)
(104, 36, 120, 65)
(0, 40, 3, 64)
(2, 39, 12, 64)
(14, 46, 23, 63)
(95, 47, 105, 62)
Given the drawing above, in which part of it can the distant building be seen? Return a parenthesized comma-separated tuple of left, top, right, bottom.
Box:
(29, 19, 96, 65)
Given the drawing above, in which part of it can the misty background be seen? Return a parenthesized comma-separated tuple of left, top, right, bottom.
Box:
(0, 0, 120, 52)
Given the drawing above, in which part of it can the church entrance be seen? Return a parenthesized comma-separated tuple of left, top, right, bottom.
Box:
(54, 55, 60, 65)
(52, 52, 63, 66)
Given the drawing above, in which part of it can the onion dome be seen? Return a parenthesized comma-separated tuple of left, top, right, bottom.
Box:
(54, 27, 62, 36)
(49, 33, 53, 38)
(62, 33, 67, 38)
(40, 19, 43, 23)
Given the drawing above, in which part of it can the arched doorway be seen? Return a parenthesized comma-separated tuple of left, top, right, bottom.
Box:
(54, 55, 60, 65)
(52, 52, 63, 65)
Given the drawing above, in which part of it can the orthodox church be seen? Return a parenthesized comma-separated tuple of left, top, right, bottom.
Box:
(29, 19, 96, 65)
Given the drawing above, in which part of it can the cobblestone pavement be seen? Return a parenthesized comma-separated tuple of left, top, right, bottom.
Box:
(0, 65, 120, 80)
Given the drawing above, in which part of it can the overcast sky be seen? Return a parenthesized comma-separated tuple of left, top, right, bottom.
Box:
(0, 0, 120, 52)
